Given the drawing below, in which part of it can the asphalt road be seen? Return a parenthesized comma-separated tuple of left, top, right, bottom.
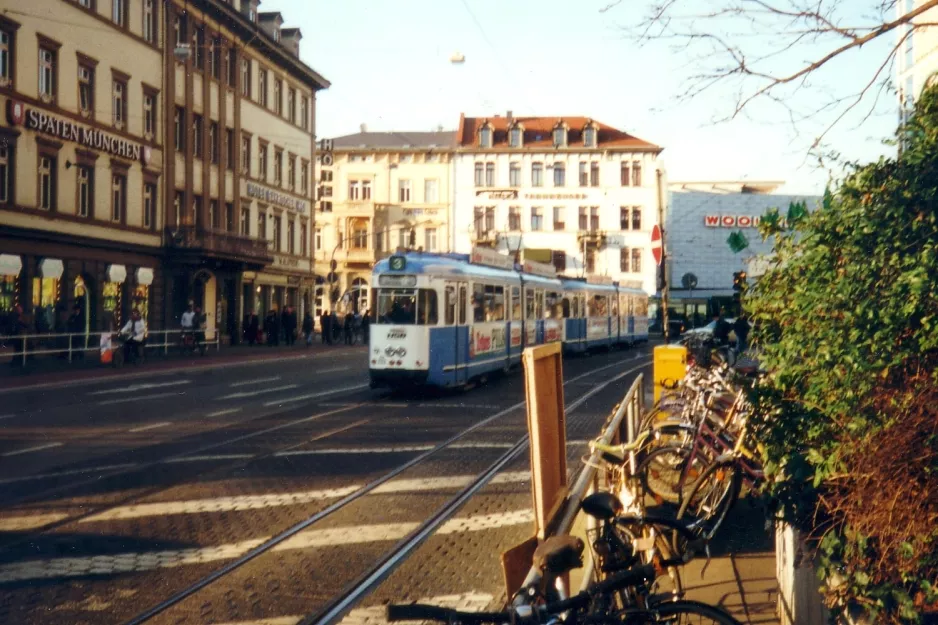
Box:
(0, 344, 656, 625)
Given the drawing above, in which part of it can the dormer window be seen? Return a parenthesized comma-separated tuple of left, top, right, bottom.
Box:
(552, 126, 567, 148)
(249, 9, 256, 22)
(478, 125, 493, 148)
(509, 125, 523, 148)
(583, 125, 596, 148)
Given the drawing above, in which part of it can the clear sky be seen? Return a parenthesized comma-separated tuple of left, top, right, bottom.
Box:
(266, 0, 899, 194)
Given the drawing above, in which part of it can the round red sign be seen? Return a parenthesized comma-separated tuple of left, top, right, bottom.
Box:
(651, 224, 663, 266)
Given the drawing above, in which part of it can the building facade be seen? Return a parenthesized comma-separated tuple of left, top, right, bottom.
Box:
(0, 0, 328, 345)
(0, 0, 166, 339)
(314, 130, 455, 316)
(897, 0, 938, 115)
(664, 181, 820, 324)
(162, 0, 327, 343)
(452, 113, 664, 294)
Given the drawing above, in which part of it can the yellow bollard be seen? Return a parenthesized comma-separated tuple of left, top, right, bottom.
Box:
(654, 344, 688, 403)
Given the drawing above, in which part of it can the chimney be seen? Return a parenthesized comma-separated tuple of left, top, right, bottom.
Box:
(360, 123, 367, 133)
(507, 110, 513, 124)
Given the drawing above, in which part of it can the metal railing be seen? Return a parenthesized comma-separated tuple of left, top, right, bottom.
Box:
(514, 372, 645, 600)
(165, 226, 272, 263)
(1, 329, 221, 366)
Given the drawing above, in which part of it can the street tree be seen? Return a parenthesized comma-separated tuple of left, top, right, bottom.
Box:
(603, 0, 938, 148)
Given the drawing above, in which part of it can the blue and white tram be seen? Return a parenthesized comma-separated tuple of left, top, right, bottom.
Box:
(369, 249, 649, 389)
(369, 250, 563, 388)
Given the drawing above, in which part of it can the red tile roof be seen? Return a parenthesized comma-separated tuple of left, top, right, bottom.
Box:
(456, 114, 661, 151)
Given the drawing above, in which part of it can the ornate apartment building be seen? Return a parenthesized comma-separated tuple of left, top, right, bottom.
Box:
(452, 113, 665, 294)
(0, 0, 328, 343)
(314, 130, 454, 315)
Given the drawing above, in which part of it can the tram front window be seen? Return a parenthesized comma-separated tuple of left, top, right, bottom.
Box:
(375, 288, 438, 325)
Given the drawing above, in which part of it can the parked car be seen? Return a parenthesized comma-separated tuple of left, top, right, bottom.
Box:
(649, 317, 687, 339)
(681, 318, 737, 343)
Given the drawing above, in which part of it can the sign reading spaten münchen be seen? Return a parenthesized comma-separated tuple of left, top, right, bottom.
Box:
(246, 182, 308, 213)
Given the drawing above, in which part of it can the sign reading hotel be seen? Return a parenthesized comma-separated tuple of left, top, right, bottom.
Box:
(8, 100, 150, 164)
(246, 182, 308, 213)
(704, 215, 762, 228)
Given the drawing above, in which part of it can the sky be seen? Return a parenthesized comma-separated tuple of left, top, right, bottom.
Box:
(265, 0, 901, 195)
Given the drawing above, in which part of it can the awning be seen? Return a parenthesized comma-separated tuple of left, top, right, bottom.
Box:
(136, 267, 154, 286)
(0, 254, 22, 277)
(106, 264, 127, 283)
(39, 258, 64, 279)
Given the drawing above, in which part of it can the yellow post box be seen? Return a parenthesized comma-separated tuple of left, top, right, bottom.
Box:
(654, 344, 688, 403)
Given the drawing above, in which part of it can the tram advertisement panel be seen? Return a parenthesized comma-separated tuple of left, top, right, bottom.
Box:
(544, 319, 562, 343)
(634, 316, 649, 335)
(510, 326, 522, 348)
(469, 323, 507, 358)
(587, 318, 608, 340)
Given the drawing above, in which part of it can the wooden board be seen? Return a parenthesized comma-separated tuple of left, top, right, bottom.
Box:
(522, 341, 567, 540)
(501, 536, 539, 600)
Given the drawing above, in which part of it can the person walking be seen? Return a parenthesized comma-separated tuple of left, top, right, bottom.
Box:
(266, 309, 279, 346)
(280, 307, 290, 346)
(193, 306, 207, 355)
(302, 311, 314, 347)
(320, 310, 331, 345)
(361, 309, 370, 345)
(330, 310, 340, 344)
(286, 306, 298, 346)
(733, 314, 750, 353)
(119, 309, 147, 365)
(343, 312, 354, 345)
(247, 311, 259, 346)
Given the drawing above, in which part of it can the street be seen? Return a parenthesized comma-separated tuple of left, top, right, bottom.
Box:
(0, 345, 657, 625)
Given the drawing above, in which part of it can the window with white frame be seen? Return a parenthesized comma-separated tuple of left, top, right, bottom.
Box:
(143, 92, 156, 138)
(192, 114, 203, 158)
(39, 46, 56, 101)
(78, 63, 93, 116)
(531, 207, 543, 231)
(143, 183, 155, 228)
(620, 206, 629, 230)
(425, 227, 437, 251)
(590, 162, 599, 187)
(362, 179, 372, 199)
(632, 161, 642, 186)
(509, 163, 521, 187)
(473, 207, 484, 231)
(0, 145, 11, 204)
(583, 126, 596, 147)
(348, 180, 361, 201)
(509, 126, 522, 148)
(474, 162, 484, 186)
(274, 148, 282, 185)
(620, 247, 629, 272)
(424, 178, 438, 203)
(0, 29, 11, 87)
(632, 207, 641, 230)
(485, 162, 495, 187)
(288, 154, 296, 189)
(553, 206, 564, 230)
(258, 143, 268, 180)
(399, 179, 411, 202)
(112, 0, 126, 27)
(77, 165, 92, 217)
(578, 162, 588, 186)
(38, 155, 55, 210)
(631, 248, 641, 273)
(552, 126, 566, 148)
(478, 125, 492, 148)
(111, 172, 126, 222)
(590, 206, 599, 231)
(112, 77, 126, 128)
(553, 162, 565, 187)
(143, 0, 157, 43)
(258, 67, 268, 106)
(532, 162, 543, 187)
(508, 206, 521, 231)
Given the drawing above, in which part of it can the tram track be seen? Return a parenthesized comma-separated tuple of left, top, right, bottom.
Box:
(116, 354, 653, 625)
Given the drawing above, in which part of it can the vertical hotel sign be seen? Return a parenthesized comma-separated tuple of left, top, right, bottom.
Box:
(7, 100, 152, 164)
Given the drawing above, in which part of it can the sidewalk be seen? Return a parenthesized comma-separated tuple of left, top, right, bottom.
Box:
(0, 338, 365, 392)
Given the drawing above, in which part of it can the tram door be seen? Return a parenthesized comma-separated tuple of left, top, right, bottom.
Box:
(448, 282, 469, 385)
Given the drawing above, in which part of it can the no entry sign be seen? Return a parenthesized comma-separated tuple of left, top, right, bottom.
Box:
(651, 224, 663, 266)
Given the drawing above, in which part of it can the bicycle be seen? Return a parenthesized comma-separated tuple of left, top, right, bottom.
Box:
(388, 534, 740, 624)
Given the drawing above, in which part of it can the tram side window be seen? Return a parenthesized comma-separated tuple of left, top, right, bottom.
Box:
(417, 289, 439, 325)
(546, 291, 562, 318)
(445, 286, 456, 325)
(525, 288, 536, 320)
(535, 289, 545, 319)
(511, 287, 522, 321)
(486, 285, 505, 321)
(589, 294, 608, 317)
(472, 284, 486, 322)
(562, 296, 571, 318)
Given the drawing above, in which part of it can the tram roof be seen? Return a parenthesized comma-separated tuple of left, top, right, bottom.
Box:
(372, 251, 562, 286)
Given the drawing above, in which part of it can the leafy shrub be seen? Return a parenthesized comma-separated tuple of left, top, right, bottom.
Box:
(745, 85, 938, 623)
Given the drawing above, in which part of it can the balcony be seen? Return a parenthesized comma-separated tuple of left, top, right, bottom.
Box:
(576, 229, 604, 245)
(165, 226, 273, 268)
(472, 229, 499, 247)
(342, 246, 376, 266)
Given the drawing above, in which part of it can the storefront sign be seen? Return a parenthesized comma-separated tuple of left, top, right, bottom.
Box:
(522, 260, 556, 278)
(246, 182, 307, 213)
(470, 246, 514, 270)
(136, 267, 154, 286)
(39, 258, 64, 279)
(275, 255, 300, 268)
(475, 189, 518, 200)
(9, 101, 149, 164)
(524, 192, 587, 200)
(106, 264, 127, 283)
(403, 208, 439, 216)
(704, 215, 762, 228)
(0, 254, 22, 277)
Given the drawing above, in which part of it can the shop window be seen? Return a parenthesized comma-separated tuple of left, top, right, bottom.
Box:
(31, 277, 60, 333)
(133, 284, 149, 322)
(102, 281, 122, 330)
(0, 275, 18, 317)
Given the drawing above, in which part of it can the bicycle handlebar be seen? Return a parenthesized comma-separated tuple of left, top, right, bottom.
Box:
(386, 564, 656, 624)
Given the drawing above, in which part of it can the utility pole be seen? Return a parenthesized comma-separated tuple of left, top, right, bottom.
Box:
(656, 168, 669, 341)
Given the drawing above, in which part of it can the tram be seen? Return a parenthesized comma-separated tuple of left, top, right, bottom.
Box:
(368, 248, 649, 389)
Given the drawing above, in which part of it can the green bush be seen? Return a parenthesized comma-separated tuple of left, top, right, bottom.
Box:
(746, 86, 938, 623)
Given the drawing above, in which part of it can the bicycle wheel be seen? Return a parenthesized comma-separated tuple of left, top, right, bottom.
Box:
(613, 516, 684, 601)
(636, 443, 709, 506)
(676, 459, 742, 540)
(627, 599, 743, 624)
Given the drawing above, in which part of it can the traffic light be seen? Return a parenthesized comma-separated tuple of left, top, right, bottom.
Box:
(732, 271, 747, 292)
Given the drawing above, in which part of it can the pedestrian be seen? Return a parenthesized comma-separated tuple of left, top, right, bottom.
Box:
(287, 306, 298, 345)
(119, 309, 147, 364)
(302, 311, 314, 347)
(247, 311, 260, 346)
(9, 304, 27, 367)
(266, 309, 279, 346)
(344, 312, 354, 345)
(361, 309, 370, 344)
(280, 307, 290, 345)
(320, 310, 330, 345)
(330, 310, 340, 344)
(734, 314, 750, 353)
(711, 311, 732, 347)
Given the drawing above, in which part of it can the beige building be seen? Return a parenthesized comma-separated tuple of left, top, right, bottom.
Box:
(163, 0, 328, 342)
(315, 129, 455, 316)
(0, 0, 327, 344)
(898, 1, 938, 113)
(0, 0, 166, 337)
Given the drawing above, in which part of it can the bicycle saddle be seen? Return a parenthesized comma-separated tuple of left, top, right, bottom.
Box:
(580, 491, 623, 521)
(533, 535, 584, 575)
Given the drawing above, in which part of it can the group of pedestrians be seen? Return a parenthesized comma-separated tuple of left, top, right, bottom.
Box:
(243, 306, 312, 347)
(319, 310, 370, 346)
